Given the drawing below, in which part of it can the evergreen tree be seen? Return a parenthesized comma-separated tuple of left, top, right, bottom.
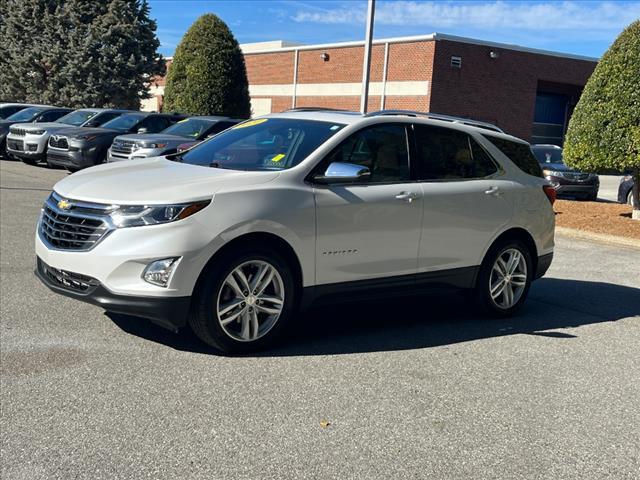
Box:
(162, 14, 251, 118)
(0, 0, 165, 109)
(564, 20, 640, 219)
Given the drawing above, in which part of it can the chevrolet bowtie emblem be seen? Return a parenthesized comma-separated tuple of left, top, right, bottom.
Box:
(57, 199, 72, 210)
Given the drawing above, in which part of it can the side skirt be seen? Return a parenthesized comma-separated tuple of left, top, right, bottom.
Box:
(301, 266, 479, 309)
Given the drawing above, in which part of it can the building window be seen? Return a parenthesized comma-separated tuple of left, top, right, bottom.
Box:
(450, 56, 462, 68)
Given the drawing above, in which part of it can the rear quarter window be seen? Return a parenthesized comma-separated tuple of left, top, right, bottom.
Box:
(483, 135, 543, 177)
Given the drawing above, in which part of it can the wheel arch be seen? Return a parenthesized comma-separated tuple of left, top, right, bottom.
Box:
(482, 227, 539, 273)
(192, 231, 304, 302)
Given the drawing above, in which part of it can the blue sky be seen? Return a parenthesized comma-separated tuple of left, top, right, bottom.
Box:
(150, 0, 640, 58)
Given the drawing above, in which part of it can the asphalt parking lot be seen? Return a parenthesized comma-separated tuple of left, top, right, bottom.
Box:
(1, 159, 639, 480)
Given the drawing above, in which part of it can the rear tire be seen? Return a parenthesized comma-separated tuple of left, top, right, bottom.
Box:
(475, 240, 533, 317)
(189, 246, 297, 354)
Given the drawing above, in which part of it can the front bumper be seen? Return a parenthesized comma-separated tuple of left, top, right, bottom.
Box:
(36, 257, 190, 331)
(47, 145, 101, 169)
(6, 133, 48, 160)
(546, 175, 599, 198)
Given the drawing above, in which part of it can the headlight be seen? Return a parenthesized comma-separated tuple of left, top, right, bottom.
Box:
(29, 129, 45, 135)
(75, 134, 98, 141)
(109, 200, 210, 228)
(141, 143, 168, 149)
(543, 169, 564, 178)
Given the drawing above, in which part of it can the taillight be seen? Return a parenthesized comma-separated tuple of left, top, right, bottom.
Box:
(543, 185, 557, 205)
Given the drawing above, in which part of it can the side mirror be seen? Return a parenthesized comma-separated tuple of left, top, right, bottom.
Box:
(314, 162, 371, 184)
(137, 127, 148, 134)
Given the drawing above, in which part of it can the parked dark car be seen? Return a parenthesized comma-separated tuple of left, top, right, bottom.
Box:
(0, 106, 72, 159)
(618, 174, 635, 207)
(531, 144, 599, 200)
(46, 112, 185, 171)
(0, 103, 36, 119)
(107, 116, 240, 162)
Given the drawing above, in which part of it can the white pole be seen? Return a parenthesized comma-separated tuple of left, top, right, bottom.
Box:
(360, 0, 375, 114)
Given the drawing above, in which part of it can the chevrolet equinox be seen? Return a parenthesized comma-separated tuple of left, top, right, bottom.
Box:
(35, 109, 555, 353)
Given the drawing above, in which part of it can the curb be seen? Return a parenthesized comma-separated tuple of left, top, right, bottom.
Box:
(556, 226, 640, 250)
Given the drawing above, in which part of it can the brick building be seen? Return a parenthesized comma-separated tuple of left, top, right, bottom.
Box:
(146, 33, 598, 145)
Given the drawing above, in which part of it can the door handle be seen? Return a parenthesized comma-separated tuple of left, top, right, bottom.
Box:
(395, 191, 419, 203)
(484, 186, 503, 196)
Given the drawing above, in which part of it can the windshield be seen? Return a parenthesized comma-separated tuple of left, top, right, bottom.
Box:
(162, 118, 215, 138)
(532, 147, 563, 164)
(57, 110, 98, 126)
(101, 114, 144, 132)
(6, 107, 46, 122)
(176, 118, 346, 171)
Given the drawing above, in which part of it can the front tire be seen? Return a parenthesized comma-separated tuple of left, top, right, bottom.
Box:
(475, 240, 533, 317)
(189, 247, 297, 353)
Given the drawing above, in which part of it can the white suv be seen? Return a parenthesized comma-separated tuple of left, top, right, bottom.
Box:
(35, 109, 555, 353)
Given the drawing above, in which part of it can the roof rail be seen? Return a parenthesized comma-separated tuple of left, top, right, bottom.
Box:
(284, 107, 352, 113)
(365, 109, 504, 133)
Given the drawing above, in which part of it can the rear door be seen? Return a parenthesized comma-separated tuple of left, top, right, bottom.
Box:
(413, 124, 514, 273)
(312, 123, 424, 285)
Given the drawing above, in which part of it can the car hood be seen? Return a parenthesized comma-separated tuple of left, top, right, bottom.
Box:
(55, 126, 120, 139)
(14, 122, 67, 131)
(54, 157, 280, 204)
(115, 133, 190, 143)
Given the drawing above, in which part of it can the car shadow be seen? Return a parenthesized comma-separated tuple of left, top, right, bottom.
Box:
(107, 278, 640, 357)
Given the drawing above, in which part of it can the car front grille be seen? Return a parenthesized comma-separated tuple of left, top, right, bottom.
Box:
(49, 136, 69, 150)
(562, 172, 590, 181)
(37, 258, 99, 293)
(10, 128, 27, 136)
(110, 139, 137, 154)
(39, 192, 114, 251)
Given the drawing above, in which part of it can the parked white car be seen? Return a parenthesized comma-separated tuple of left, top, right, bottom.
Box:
(35, 109, 555, 353)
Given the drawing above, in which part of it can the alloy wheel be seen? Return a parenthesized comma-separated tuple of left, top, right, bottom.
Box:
(216, 260, 285, 342)
(489, 248, 528, 309)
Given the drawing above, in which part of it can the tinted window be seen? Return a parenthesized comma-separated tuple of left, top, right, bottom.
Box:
(205, 121, 238, 136)
(414, 125, 497, 180)
(321, 124, 409, 183)
(483, 135, 543, 177)
(38, 110, 69, 122)
(162, 118, 216, 138)
(6, 107, 46, 122)
(0, 106, 25, 119)
(86, 111, 121, 127)
(101, 113, 145, 132)
(140, 116, 171, 133)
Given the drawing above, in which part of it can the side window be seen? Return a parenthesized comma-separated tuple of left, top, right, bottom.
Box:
(415, 125, 496, 180)
(140, 116, 170, 133)
(206, 121, 237, 136)
(37, 110, 67, 122)
(469, 138, 499, 177)
(482, 135, 543, 177)
(89, 112, 120, 127)
(321, 124, 409, 183)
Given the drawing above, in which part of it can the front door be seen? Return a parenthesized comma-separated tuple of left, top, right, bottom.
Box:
(312, 123, 423, 285)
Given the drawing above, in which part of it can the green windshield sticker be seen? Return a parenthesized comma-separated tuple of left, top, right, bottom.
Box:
(271, 154, 285, 162)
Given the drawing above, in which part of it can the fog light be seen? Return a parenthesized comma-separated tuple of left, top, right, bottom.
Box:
(142, 257, 180, 287)
(27, 144, 38, 151)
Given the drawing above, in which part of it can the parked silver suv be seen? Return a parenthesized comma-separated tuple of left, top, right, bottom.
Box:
(107, 116, 240, 162)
